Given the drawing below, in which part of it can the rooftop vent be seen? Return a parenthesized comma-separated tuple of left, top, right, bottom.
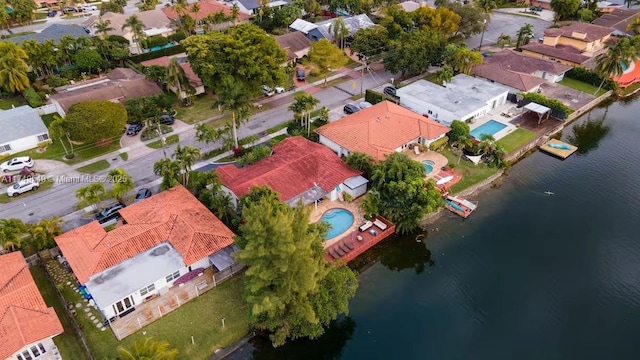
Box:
(454, 100, 460, 104)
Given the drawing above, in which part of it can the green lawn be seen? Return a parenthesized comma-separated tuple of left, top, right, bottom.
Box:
(559, 77, 607, 97)
(496, 128, 537, 153)
(77, 159, 110, 174)
(0, 97, 22, 109)
(120, 152, 128, 161)
(30, 266, 89, 360)
(0, 180, 53, 203)
(617, 81, 640, 97)
(147, 134, 179, 149)
(42, 260, 249, 360)
(422, 72, 441, 85)
(441, 148, 500, 194)
(175, 95, 221, 124)
(12, 138, 120, 165)
(41, 113, 57, 127)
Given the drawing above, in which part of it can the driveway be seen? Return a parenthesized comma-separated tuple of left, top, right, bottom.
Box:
(119, 120, 191, 161)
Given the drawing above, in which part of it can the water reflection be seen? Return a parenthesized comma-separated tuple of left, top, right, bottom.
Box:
(350, 234, 434, 274)
(248, 317, 356, 360)
(567, 116, 611, 155)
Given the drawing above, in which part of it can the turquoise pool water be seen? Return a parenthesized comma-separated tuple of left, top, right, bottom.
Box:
(422, 160, 435, 174)
(149, 43, 175, 52)
(622, 61, 629, 72)
(321, 208, 354, 240)
(470, 120, 507, 140)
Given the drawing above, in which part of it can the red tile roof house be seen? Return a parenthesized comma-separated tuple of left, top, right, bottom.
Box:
(0, 252, 63, 360)
(161, 0, 251, 31)
(315, 101, 450, 161)
(216, 136, 368, 208)
(141, 56, 205, 99)
(54, 186, 237, 334)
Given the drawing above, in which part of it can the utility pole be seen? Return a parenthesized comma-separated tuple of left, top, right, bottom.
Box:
(361, 55, 367, 96)
(478, 19, 488, 51)
(156, 125, 167, 160)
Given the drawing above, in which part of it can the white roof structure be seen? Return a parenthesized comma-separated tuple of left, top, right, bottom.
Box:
(0, 105, 48, 145)
(524, 102, 551, 115)
(289, 18, 317, 34)
(314, 14, 375, 41)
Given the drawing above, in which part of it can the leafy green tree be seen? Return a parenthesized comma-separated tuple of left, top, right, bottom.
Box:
(329, 17, 349, 49)
(593, 37, 638, 94)
(125, 95, 168, 124)
(195, 123, 229, 147)
(448, 46, 483, 75)
(76, 183, 106, 210)
(214, 77, 252, 149)
(198, 186, 239, 230)
(344, 152, 375, 179)
(370, 153, 443, 233)
(122, 15, 146, 54)
(360, 188, 380, 219)
(118, 338, 178, 360)
(183, 23, 288, 92)
(101, 0, 126, 14)
(350, 26, 389, 60)
(137, 0, 159, 11)
(10, 0, 37, 25)
(412, 6, 461, 37)
(439, 0, 489, 38)
(49, 115, 74, 159)
(64, 101, 128, 143)
(627, 18, 640, 35)
(577, 8, 596, 22)
(108, 168, 135, 202)
(27, 217, 63, 251)
(95, 18, 114, 38)
(238, 185, 284, 220)
(166, 57, 195, 104)
(288, 93, 319, 135)
(0, 42, 30, 94)
(475, 0, 497, 14)
(435, 65, 454, 85)
(235, 195, 358, 347)
(448, 120, 471, 143)
(479, 134, 506, 167)
(173, 145, 201, 186)
(0, 0, 9, 31)
(153, 158, 182, 190)
(73, 49, 105, 74)
(21, 39, 57, 78)
(384, 29, 446, 76)
(550, 0, 581, 22)
(308, 39, 349, 85)
(515, 23, 534, 50)
(0, 219, 28, 252)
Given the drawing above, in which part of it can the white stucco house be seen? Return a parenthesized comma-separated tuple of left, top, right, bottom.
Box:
(395, 74, 510, 125)
(233, 0, 290, 15)
(1, 252, 64, 360)
(0, 105, 50, 156)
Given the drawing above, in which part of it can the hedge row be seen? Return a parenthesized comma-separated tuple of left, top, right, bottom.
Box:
(129, 44, 185, 63)
(521, 92, 573, 116)
(429, 136, 448, 151)
(142, 36, 170, 49)
(565, 67, 617, 91)
(364, 89, 400, 105)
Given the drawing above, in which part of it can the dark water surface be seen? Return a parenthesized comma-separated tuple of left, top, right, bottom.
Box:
(241, 99, 640, 360)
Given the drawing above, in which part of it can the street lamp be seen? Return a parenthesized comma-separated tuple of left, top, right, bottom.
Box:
(478, 19, 488, 51)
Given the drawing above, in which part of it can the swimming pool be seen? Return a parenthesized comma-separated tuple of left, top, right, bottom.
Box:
(422, 160, 435, 174)
(148, 43, 175, 52)
(470, 120, 507, 140)
(321, 208, 354, 240)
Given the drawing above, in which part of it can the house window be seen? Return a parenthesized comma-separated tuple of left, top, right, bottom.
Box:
(139, 283, 156, 296)
(21, 350, 33, 360)
(29, 345, 40, 357)
(427, 110, 433, 115)
(37, 344, 46, 354)
(0, 144, 11, 152)
(165, 271, 180, 283)
(37, 134, 49, 142)
(112, 296, 135, 314)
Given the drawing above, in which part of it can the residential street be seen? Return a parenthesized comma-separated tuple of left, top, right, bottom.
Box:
(0, 67, 396, 229)
(464, 11, 551, 50)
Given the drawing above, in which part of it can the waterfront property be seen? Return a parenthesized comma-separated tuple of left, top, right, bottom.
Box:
(323, 216, 396, 263)
(321, 208, 355, 240)
(1, 252, 64, 360)
(0, 105, 50, 155)
(540, 139, 578, 159)
(54, 185, 240, 339)
(395, 75, 510, 125)
(316, 101, 450, 160)
(216, 136, 367, 208)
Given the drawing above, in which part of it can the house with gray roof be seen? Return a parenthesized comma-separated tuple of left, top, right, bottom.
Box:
(8, 24, 88, 45)
(0, 106, 50, 155)
(306, 14, 375, 42)
(395, 75, 510, 125)
(233, 0, 290, 15)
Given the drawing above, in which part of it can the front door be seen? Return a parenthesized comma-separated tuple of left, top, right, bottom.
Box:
(113, 296, 135, 315)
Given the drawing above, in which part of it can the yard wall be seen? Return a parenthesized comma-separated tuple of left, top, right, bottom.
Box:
(564, 90, 613, 122)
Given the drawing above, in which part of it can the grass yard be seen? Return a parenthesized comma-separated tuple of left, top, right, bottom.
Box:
(12, 139, 120, 165)
(0, 180, 53, 203)
(77, 159, 110, 174)
(559, 78, 607, 97)
(119, 152, 128, 161)
(496, 128, 537, 153)
(422, 72, 441, 85)
(41, 113, 57, 127)
(147, 134, 179, 149)
(30, 266, 89, 360)
(175, 95, 220, 124)
(0, 97, 22, 109)
(441, 149, 500, 194)
(42, 260, 249, 360)
(617, 81, 640, 97)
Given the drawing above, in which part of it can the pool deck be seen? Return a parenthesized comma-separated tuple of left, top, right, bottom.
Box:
(311, 199, 368, 247)
(323, 216, 396, 264)
(406, 150, 448, 180)
(539, 139, 578, 159)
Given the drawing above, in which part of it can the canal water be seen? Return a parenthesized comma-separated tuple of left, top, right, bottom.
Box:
(239, 98, 640, 360)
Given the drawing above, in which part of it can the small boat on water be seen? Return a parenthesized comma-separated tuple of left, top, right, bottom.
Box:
(545, 191, 554, 195)
(444, 195, 477, 218)
(548, 143, 571, 150)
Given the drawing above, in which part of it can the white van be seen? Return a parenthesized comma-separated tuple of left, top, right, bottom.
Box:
(82, 4, 98, 11)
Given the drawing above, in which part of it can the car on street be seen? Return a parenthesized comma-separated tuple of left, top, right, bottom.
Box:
(158, 114, 175, 125)
(384, 86, 398, 99)
(262, 85, 275, 97)
(7, 178, 39, 197)
(47, 10, 57, 17)
(1, 157, 35, 173)
(94, 202, 126, 223)
(81, 4, 98, 11)
(274, 86, 285, 94)
(296, 69, 306, 81)
(126, 123, 144, 136)
(343, 104, 360, 115)
(133, 188, 152, 203)
(61, 6, 78, 13)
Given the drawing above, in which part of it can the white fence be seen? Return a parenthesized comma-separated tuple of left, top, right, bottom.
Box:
(36, 104, 57, 116)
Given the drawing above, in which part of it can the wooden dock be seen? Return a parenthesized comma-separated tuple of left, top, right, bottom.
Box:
(444, 195, 477, 218)
(540, 139, 578, 159)
(324, 217, 396, 263)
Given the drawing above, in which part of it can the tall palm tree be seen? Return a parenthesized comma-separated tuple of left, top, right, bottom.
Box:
(191, 3, 201, 33)
(27, 217, 63, 251)
(195, 123, 227, 146)
(0, 42, 30, 94)
(108, 168, 134, 202)
(118, 338, 178, 360)
(166, 57, 195, 104)
(214, 77, 252, 149)
(329, 17, 349, 49)
(153, 158, 182, 190)
(76, 183, 106, 210)
(593, 37, 638, 94)
(173, 145, 201, 186)
(627, 18, 640, 35)
(49, 115, 74, 158)
(497, 33, 511, 48)
(0, 219, 28, 253)
(95, 18, 114, 39)
(122, 15, 146, 54)
(515, 23, 534, 50)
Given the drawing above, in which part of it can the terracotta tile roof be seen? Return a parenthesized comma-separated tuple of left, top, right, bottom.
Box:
(55, 186, 236, 284)
(522, 43, 591, 65)
(141, 56, 204, 87)
(473, 64, 545, 92)
(216, 136, 361, 200)
(315, 101, 450, 161)
(161, 0, 251, 21)
(274, 32, 310, 61)
(0, 252, 63, 359)
(544, 22, 612, 42)
(592, 8, 638, 34)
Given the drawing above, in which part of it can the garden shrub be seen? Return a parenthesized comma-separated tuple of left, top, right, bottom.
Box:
(521, 92, 573, 117)
(140, 124, 173, 141)
(365, 89, 384, 104)
(23, 87, 44, 107)
(168, 31, 187, 43)
(129, 44, 184, 63)
(64, 101, 128, 143)
(143, 35, 170, 49)
(429, 136, 449, 151)
(46, 75, 69, 88)
(108, 35, 130, 45)
(566, 67, 617, 91)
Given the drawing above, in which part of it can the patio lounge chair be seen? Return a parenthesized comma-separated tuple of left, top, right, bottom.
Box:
(179, 291, 189, 301)
(334, 246, 346, 256)
(168, 297, 177, 308)
(344, 241, 355, 250)
(329, 249, 341, 259)
(414, 146, 421, 155)
(373, 219, 388, 231)
(144, 309, 153, 320)
(339, 243, 351, 253)
(359, 221, 373, 232)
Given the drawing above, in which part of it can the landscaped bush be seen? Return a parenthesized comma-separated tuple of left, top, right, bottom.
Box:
(125, 94, 173, 124)
(46, 75, 69, 88)
(521, 92, 573, 117)
(64, 101, 128, 143)
(429, 136, 449, 151)
(365, 89, 384, 104)
(108, 35, 130, 45)
(23, 87, 44, 107)
(238, 145, 272, 166)
(129, 44, 184, 63)
(143, 35, 170, 49)
(168, 31, 187, 43)
(566, 67, 617, 91)
(140, 124, 173, 141)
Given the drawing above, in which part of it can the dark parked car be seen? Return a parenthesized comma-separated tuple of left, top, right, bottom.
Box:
(158, 114, 175, 125)
(384, 86, 398, 99)
(296, 69, 306, 81)
(47, 10, 57, 17)
(126, 123, 143, 136)
(95, 202, 125, 224)
(133, 188, 152, 203)
(343, 104, 360, 115)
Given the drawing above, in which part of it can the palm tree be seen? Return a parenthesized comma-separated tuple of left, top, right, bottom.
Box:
(475, 0, 497, 13)
(515, 23, 534, 50)
(153, 158, 182, 190)
(122, 15, 146, 54)
(593, 37, 638, 94)
(76, 183, 106, 210)
(497, 33, 511, 48)
(173, 145, 201, 186)
(288, 93, 319, 135)
(118, 338, 178, 360)
(329, 17, 350, 49)
(191, 3, 201, 33)
(360, 189, 380, 219)
(95, 18, 114, 39)
(627, 18, 640, 35)
(195, 123, 227, 146)
(49, 115, 74, 159)
(214, 77, 252, 149)
(435, 65, 454, 85)
(0, 219, 28, 253)
(108, 168, 134, 202)
(0, 42, 30, 94)
(166, 57, 195, 104)
(27, 217, 63, 251)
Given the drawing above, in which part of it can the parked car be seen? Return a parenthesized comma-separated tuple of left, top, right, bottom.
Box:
(81, 4, 98, 11)
(126, 123, 144, 136)
(158, 114, 175, 125)
(1, 157, 35, 173)
(274, 86, 285, 94)
(47, 10, 57, 17)
(262, 85, 275, 97)
(6, 178, 39, 197)
(61, 6, 77, 13)
(133, 188, 152, 203)
(296, 69, 306, 81)
(359, 101, 373, 109)
(384, 86, 398, 99)
(95, 202, 126, 223)
(343, 104, 360, 115)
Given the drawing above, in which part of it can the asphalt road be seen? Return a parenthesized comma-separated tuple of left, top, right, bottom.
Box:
(0, 67, 396, 229)
(465, 11, 551, 50)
